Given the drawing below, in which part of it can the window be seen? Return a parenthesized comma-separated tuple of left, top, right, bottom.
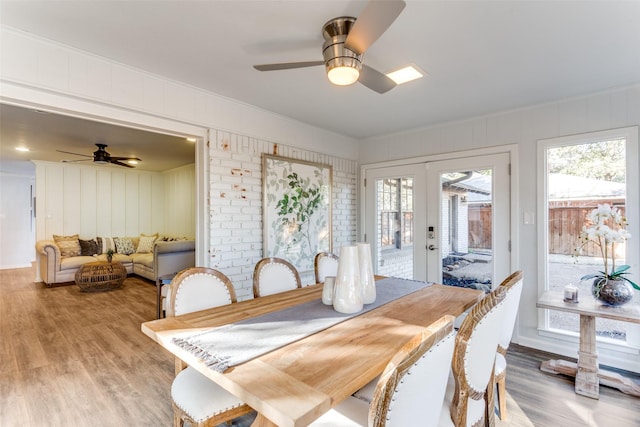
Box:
(539, 127, 639, 346)
(377, 178, 414, 250)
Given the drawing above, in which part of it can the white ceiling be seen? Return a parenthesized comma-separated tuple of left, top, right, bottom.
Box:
(1, 0, 639, 146)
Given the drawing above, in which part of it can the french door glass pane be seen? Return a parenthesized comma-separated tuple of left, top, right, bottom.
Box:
(546, 139, 628, 341)
(375, 177, 414, 279)
(440, 170, 493, 292)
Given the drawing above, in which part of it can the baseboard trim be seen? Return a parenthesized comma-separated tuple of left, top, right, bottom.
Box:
(0, 263, 33, 270)
(517, 335, 640, 374)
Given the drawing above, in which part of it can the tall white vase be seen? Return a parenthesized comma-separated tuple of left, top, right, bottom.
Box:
(333, 245, 363, 314)
(357, 242, 376, 304)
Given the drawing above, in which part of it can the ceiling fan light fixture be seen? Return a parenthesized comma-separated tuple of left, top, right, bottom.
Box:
(327, 64, 360, 86)
(322, 21, 362, 87)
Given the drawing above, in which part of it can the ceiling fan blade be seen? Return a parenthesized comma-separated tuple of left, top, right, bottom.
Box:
(56, 149, 92, 158)
(61, 159, 92, 163)
(345, 0, 406, 55)
(111, 160, 135, 168)
(111, 156, 142, 162)
(358, 65, 396, 94)
(254, 61, 324, 71)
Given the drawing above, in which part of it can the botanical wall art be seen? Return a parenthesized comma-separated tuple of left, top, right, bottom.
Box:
(262, 154, 332, 274)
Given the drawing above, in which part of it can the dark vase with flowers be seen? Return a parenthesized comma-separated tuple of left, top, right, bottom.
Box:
(591, 277, 634, 306)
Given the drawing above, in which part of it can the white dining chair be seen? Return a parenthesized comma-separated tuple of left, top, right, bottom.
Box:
(166, 267, 238, 317)
(438, 270, 517, 427)
(253, 257, 302, 298)
(494, 271, 524, 421)
(314, 251, 339, 283)
(167, 267, 252, 427)
(308, 315, 456, 427)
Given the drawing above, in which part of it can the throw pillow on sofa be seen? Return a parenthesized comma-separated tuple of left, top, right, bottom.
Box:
(53, 234, 81, 259)
(97, 237, 116, 254)
(79, 239, 100, 256)
(114, 237, 135, 255)
(136, 234, 157, 253)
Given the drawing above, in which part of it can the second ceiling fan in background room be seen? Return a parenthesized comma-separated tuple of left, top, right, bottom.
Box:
(254, 0, 406, 94)
(58, 144, 142, 168)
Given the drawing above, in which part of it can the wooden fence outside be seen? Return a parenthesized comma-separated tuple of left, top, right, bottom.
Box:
(469, 205, 492, 250)
(548, 203, 626, 257)
(468, 200, 626, 257)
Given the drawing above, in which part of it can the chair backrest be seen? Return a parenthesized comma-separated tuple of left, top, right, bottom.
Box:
(368, 315, 456, 427)
(448, 272, 519, 427)
(314, 252, 339, 283)
(253, 257, 302, 298)
(167, 267, 237, 317)
(497, 271, 524, 354)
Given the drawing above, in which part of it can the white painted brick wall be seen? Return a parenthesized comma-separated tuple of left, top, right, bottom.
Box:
(458, 198, 469, 253)
(378, 250, 413, 279)
(209, 130, 357, 300)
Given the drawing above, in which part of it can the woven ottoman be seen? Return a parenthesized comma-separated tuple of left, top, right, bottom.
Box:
(75, 261, 127, 292)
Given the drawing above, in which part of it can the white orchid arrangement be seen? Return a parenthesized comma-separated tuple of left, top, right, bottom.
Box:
(574, 204, 639, 291)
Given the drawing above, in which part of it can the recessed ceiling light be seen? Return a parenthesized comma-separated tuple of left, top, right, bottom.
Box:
(186, 137, 197, 143)
(127, 159, 139, 165)
(386, 65, 425, 85)
(15, 146, 30, 152)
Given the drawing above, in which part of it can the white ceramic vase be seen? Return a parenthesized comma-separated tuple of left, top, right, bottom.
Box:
(322, 276, 336, 305)
(333, 245, 363, 314)
(357, 242, 376, 304)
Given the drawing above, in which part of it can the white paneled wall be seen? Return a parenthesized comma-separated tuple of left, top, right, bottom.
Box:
(163, 164, 196, 238)
(209, 130, 357, 301)
(360, 86, 640, 164)
(34, 161, 166, 240)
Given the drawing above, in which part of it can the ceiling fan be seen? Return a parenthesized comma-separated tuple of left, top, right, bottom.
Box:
(57, 144, 141, 168)
(253, 0, 406, 94)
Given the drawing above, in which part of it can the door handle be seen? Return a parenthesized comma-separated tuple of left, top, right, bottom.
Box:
(428, 244, 438, 251)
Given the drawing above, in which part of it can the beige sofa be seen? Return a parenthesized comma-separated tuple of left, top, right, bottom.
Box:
(35, 237, 195, 286)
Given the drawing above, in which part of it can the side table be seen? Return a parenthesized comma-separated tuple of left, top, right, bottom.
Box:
(75, 261, 127, 292)
(537, 291, 640, 398)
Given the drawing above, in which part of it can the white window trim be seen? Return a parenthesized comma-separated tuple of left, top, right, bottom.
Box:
(536, 126, 640, 351)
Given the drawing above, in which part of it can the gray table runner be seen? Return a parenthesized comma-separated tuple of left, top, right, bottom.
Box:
(172, 277, 432, 372)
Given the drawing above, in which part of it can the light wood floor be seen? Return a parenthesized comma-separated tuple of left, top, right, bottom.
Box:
(1, 266, 638, 427)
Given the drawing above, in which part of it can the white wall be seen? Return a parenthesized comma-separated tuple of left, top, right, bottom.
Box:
(359, 85, 640, 372)
(0, 172, 35, 268)
(33, 161, 167, 240)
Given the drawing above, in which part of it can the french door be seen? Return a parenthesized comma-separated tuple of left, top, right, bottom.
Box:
(426, 153, 511, 290)
(364, 165, 427, 280)
(364, 153, 511, 287)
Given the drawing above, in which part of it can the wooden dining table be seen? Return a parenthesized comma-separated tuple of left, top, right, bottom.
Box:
(141, 281, 483, 427)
